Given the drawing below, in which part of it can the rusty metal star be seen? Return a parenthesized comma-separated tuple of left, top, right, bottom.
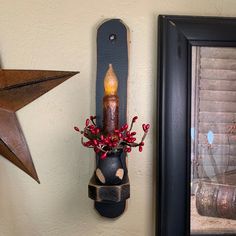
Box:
(0, 69, 79, 183)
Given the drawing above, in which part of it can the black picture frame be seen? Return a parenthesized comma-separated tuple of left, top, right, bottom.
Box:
(157, 15, 236, 236)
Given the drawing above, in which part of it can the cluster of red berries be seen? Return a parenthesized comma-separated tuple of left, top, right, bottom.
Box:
(74, 115, 150, 159)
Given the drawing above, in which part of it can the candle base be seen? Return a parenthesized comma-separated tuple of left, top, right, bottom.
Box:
(88, 173, 130, 218)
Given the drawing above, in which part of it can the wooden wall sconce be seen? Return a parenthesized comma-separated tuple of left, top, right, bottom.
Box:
(90, 19, 130, 218)
(74, 19, 149, 218)
(0, 69, 78, 183)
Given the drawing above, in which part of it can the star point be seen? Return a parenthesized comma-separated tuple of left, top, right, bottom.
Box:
(0, 69, 79, 183)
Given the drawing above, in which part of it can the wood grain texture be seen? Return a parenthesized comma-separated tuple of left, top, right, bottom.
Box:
(198, 134, 236, 144)
(200, 69, 236, 80)
(200, 79, 236, 91)
(200, 47, 236, 59)
(198, 155, 236, 166)
(198, 122, 234, 133)
(200, 90, 236, 102)
(200, 101, 236, 112)
(201, 58, 236, 70)
(199, 112, 236, 123)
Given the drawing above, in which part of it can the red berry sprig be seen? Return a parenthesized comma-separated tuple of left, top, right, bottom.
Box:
(74, 115, 150, 159)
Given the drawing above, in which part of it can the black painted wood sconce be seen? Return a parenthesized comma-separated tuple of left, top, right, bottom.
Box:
(88, 19, 130, 218)
(74, 19, 149, 218)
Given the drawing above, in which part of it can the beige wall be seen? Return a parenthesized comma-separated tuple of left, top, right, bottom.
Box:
(0, 0, 236, 235)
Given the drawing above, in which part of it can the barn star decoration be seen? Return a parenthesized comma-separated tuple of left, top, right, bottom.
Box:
(0, 69, 79, 183)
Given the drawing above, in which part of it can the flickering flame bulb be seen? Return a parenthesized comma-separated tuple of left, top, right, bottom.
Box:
(104, 64, 118, 95)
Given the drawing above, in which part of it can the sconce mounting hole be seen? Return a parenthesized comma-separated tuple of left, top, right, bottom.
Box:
(109, 34, 117, 43)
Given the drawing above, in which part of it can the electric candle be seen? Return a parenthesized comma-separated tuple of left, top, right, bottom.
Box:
(103, 64, 119, 134)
